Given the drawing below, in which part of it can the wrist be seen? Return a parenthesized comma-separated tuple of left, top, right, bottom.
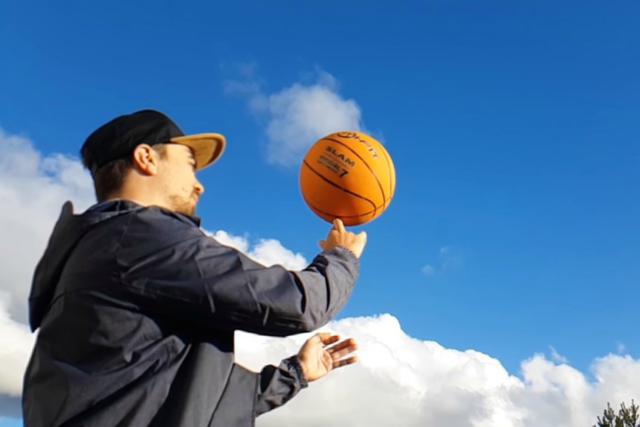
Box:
(332, 245, 359, 261)
(291, 355, 309, 388)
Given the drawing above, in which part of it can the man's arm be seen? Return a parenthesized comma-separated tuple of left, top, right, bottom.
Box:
(254, 357, 308, 415)
(118, 215, 366, 336)
(201, 218, 367, 335)
(254, 333, 359, 416)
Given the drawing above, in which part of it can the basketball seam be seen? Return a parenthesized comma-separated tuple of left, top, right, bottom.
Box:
(378, 143, 395, 208)
(303, 196, 383, 219)
(302, 159, 377, 216)
(323, 137, 387, 209)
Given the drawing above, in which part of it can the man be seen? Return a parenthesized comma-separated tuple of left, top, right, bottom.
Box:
(22, 110, 367, 426)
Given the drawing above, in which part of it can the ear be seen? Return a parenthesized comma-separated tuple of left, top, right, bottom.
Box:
(131, 144, 160, 176)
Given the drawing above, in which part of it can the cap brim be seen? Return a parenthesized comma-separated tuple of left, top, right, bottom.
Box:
(170, 133, 226, 171)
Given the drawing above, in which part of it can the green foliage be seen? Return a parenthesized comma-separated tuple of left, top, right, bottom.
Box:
(594, 400, 639, 427)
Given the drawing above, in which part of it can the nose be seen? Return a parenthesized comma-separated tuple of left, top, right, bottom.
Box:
(194, 180, 205, 196)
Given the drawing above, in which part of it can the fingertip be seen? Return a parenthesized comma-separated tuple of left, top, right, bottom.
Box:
(334, 355, 359, 369)
(325, 334, 340, 344)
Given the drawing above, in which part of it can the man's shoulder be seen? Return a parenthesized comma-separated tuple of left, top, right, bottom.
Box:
(121, 205, 205, 244)
(136, 205, 200, 228)
(86, 200, 198, 232)
(81, 201, 213, 259)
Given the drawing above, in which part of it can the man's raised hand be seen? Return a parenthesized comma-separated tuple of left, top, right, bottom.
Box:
(297, 333, 358, 382)
(319, 218, 367, 258)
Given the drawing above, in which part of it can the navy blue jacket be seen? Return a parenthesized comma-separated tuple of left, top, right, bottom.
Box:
(22, 200, 359, 426)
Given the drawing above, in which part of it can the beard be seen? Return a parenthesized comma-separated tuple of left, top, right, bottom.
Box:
(168, 193, 198, 217)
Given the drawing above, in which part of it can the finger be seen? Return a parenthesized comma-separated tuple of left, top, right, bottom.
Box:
(330, 345, 358, 361)
(333, 218, 346, 234)
(315, 332, 333, 341)
(314, 332, 338, 343)
(327, 338, 358, 351)
(333, 355, 359, 369)
(318, 334, 341, 346)
(326, 338, 357, 352)
(304, 333, 330, 347)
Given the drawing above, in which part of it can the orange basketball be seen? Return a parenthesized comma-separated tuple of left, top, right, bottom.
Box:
(299, 131, 396, 226)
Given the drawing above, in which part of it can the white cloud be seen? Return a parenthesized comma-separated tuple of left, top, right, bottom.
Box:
(422, 245, 461, 278)
(249, 239, 307, 271)
(208, 230, 308, 271)
(0, 299, 34, 397)
(226, 69, 364, 167)
(208, 229, 251, 253)
(421, 264, 435, 276)
(549, 346, 569, 364)
(236, 314, 640, 427)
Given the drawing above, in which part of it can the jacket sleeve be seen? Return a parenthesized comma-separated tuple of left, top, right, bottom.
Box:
(254, 356, 308, 416)
(117, 217, 360, 336)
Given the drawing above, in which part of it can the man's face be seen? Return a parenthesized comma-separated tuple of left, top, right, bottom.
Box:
(156, 144, 205, 217)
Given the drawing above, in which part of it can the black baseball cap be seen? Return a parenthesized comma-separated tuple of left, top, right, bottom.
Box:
(81, 109, 226, 175)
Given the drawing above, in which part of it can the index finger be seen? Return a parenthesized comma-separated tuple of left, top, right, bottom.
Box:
(333, 218, 346, 234)
(311, 332, 340, 345)
(318, 333, 341, 346)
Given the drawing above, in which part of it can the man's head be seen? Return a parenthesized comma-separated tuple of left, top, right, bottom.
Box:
(81, 110, 225, 216)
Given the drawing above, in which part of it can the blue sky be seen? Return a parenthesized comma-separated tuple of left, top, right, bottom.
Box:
(1, 1, 639, 425)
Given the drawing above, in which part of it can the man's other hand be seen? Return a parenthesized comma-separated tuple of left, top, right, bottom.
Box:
(319, 218, 367, 258)
(297, 333, 358, 382)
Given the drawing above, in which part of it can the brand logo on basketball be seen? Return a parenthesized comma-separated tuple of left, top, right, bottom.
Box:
(317, 153, 349, 178)
(325, 146, 356, 167)
(336, 132, 379, 158)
